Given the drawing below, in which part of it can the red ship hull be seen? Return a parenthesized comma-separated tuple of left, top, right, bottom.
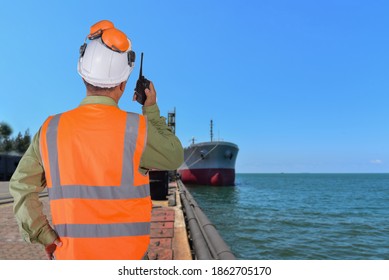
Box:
(179, 168, 235, 186)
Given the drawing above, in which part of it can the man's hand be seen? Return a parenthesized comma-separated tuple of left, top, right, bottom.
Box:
(45, 238, 62, 260)
(133, 81, 157, 107)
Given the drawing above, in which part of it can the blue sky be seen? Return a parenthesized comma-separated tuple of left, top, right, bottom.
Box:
(1, 0, 388, 173)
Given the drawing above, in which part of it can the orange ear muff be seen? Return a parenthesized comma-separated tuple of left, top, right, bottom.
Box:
(88, 20, 115, 39)
(101, 28, 129, 52)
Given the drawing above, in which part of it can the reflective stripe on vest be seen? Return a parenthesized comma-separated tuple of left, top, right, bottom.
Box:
(39, 105, 151, 259)
(55, 222, 150, 238)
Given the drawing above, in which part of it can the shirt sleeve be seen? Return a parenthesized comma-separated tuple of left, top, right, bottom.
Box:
(140, 104, 184, 172)
(9, 130, 58, 246)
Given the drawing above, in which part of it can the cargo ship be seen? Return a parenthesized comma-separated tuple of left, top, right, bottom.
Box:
(178, 121, 239, 186)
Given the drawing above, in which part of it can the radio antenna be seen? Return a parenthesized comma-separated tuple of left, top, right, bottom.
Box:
(139, 52, 144, 78)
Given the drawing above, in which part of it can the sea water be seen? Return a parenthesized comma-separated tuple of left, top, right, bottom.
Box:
(186, 173, 389, 260)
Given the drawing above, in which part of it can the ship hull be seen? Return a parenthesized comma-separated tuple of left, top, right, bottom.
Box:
(178, 141, 239, 186)
(179, 168, 235, 186)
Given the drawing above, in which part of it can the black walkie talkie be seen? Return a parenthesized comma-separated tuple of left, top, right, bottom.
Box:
(134, 52, 150, 105)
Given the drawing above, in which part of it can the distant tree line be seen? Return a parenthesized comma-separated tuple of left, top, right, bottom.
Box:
(0, 122, 31, 154)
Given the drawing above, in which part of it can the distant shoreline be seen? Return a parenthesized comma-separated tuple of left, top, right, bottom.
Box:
(236, 172, 389, 175)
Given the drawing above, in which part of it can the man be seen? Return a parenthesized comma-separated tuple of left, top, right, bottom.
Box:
(9, 20, 184, 260)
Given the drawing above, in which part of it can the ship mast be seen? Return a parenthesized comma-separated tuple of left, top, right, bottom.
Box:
(167, 107, 176, 135)
(210, 119, 213, 142)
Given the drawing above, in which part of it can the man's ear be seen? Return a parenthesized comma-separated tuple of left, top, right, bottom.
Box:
(119, 81, 127, 92)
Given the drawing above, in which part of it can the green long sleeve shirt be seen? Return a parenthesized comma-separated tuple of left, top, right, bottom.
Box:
(9, 96, 184, 246)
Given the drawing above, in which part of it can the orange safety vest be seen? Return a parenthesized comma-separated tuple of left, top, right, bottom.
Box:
(39, 104, 151, 259)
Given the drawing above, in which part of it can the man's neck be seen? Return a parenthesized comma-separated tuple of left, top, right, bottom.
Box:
(86, 91, 121, 104)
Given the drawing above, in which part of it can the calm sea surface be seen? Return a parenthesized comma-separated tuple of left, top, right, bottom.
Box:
(186, 173, 389, 260)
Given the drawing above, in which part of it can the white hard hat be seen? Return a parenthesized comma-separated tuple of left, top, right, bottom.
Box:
(77, 21, 135, 88)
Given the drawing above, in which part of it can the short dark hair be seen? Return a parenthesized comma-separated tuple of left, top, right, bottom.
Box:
(83, 80, 117, 94)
